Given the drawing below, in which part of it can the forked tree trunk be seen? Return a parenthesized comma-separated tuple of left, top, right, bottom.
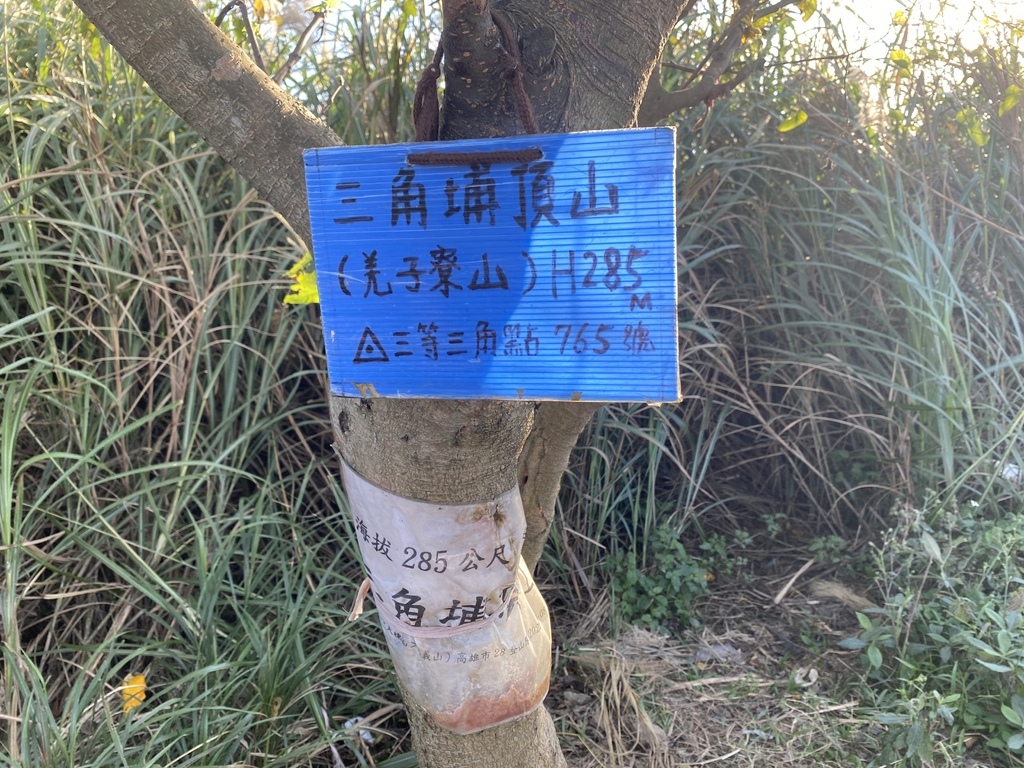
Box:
(71, 0, 681, 765)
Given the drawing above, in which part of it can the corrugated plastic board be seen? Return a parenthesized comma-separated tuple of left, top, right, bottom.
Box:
(303, 127, 680, 402)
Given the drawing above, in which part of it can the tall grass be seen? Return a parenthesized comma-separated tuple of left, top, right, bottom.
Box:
(550, 20, 1024, 618)
(4, 0, 1024, 764)
(1, 3, 413, 765)
(688, 60, 1023, 513)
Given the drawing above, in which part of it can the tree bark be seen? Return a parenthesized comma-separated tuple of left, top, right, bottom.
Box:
(70, 0, 687, 765)
(519, 403, 600, 570)
(348, 4, 679, 761)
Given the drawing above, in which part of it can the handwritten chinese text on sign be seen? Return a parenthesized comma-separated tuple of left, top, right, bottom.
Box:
(303, 127, 680, 402)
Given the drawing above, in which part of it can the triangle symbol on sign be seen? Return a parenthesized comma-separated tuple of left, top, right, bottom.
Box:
(353, 326, 389, 363)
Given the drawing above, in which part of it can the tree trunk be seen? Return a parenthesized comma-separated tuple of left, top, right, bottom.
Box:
(71, 0, 684, 765)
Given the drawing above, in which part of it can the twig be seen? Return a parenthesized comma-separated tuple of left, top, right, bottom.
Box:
(755, 0, 800, 20)
(639, 0, 801, 125)
(814, 700, 860, 714)
(691, 747, 743, 765)
(665, 674, 773, 691)
(321, 703, 347, 768)
(661, 61, 700, 73)
(772, 557, 815, 605)
(215, 0, 266, 73)
(273, 11, 325, 84)
(901, 558, 931, 654)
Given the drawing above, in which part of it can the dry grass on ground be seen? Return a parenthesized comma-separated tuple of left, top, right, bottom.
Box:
(547, 572, 879, 768)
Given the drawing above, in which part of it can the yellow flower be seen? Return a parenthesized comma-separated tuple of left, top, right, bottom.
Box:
(890, 49, 913, 80)
(121, 674, 146, 713)
(956, 107, 990, 147)
(778, 110, 808, 133)
(284, 253, 320, 305)
(999, 84, 1022, 117)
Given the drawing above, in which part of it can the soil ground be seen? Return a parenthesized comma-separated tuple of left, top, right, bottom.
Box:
(543, 562, 884, 768)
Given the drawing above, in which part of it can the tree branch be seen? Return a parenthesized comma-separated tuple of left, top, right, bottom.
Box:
(273, 11, 326, 85)
(215, 0, 265, 72)
(518, 402, 600, 571)
(72, 0, 342, 247)
(639, 56, 763, 125)
(754, 0, 801, 20)
(638, 0, 798, 126)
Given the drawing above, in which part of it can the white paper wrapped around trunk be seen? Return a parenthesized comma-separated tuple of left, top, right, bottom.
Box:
(342, 462, 551, 733)
(380, 560, 551, 733)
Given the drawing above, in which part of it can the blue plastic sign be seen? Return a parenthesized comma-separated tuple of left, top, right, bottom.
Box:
(303, 127, 679, 402)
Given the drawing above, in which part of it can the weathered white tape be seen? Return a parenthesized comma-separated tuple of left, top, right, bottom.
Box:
(380, 560, 551, 733)
(342, 463, 551, 733)
(342, 462, 526, 630)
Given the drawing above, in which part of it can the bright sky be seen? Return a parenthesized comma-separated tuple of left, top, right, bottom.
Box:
(822, 0, 1022, 65)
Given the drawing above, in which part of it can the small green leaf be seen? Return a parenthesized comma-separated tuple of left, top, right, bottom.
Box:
(1003, 704, 1024, 728)
(867, 644, 883, 669)
(962, 633, 997, 654)
(999, 84, 1022, 117)
(838, 636, 868, 650)
(956, 108, 990, 147)
(1013, 694, 1024, 716)
(1008, 733, 1024, 751)
(977, 660, 1013, 673)
(797, 0, 816, 22)
(968, 124, 990, 146)
(778, 110, 808, 133)
(998, 629, 1014, 654)
(919, 531, 942, 562)
(906, 722, 926, 757)
(875, 712, 908, 725)
(856, 612, 874, 631)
